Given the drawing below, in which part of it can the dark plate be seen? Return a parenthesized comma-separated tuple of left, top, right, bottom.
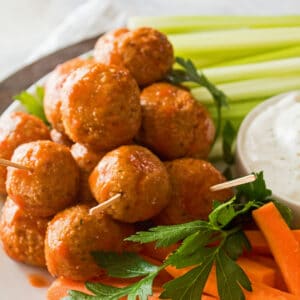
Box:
(0, 35, 99, 114)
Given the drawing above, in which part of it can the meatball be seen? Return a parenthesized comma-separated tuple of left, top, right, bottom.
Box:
(136, 83, 215, 160)
(71, 143, 105, 203)
(61, 63, 141, 151)
(89, 145, 170, 223)
(155, 158, 233, 225)
(44, 57, 94, 133)
(0, 198, 49, 267)
(45, 205, 135, 281)
(6, 140, 79, 217)
(94, 27, 174, 86)
(0, 111, 50, 194)
(50, 129, 73, 147)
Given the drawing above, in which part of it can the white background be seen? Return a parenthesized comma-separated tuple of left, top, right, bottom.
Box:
(1, 0, 300, 81)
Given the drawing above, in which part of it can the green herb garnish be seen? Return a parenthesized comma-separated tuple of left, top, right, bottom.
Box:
(66, 172, 290, 300)
(14, 85, 48, 124)
(167, 57, 229, 143)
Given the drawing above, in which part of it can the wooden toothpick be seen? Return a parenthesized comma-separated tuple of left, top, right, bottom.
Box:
(89, 193, 122, 215)
(0, 158, 33, 172)
(210, 174, 256, 192)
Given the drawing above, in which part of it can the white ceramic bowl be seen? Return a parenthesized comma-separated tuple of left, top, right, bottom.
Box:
(235, 91, 300, 227)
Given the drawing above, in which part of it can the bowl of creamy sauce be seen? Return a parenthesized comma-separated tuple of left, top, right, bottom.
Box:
(236, 91, 300, 227)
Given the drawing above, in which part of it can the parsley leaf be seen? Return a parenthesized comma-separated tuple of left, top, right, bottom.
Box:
(125, 220, 209, 247)
(165, 231, 216, 268)
(91, 251, 159, 278)
(160, 261, 214, 300)
(14, 85, 48, 124)
(216, 249, 252, 300)
(66, 253, 161, 300)
(166, 57, 229, 143)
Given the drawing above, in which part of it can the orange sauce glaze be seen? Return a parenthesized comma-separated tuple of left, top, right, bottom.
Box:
(27, 273, 51, 288)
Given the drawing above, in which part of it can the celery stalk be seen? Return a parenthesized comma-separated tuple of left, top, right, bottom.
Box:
(201, 58, 300, 84)
(169, 27, 300, 56)
(207, 99, 263, 120)
(217, 45, 300, 66)
(128, 15, 300, 34)
(192, 76, 300, 103)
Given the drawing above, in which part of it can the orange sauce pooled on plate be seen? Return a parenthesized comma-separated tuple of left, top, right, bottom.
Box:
(27, 273, 51, 288)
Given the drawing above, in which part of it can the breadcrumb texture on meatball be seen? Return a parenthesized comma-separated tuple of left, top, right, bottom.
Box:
(0, 198, 49, 267)
(44, 57, 94, 133)
(136, 83, 215, 160)
(94, 27, 174, 86)
(155, 158, 233, 225)
(89, 145, 170, 223)
(71, 143, 105, 204)
(45, 205, 135, 281)
(6, 140, 79, 217)
(0, 111, 50, 195)
(61, 63, 141, 151)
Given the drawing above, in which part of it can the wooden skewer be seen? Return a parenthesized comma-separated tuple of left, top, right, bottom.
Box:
(0, 158, 33, 172)
(89, 193, 122, 215)
(210, 174, 257, 192)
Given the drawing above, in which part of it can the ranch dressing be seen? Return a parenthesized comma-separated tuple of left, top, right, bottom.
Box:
(239, 92, 300, 203)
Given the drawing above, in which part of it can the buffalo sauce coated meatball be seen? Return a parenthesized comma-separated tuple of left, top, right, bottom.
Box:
(89, 145, 170, 223)
(155, 158, 233, 225)
(44, 57, 94, 133)
(61, 63, 141, 151)
(0, 198, 49, 267)
(71, 143, 105, 203)
(0, 111, 50, 194)
(136, 83, 215, 160)
(45, 205, 135, 281)
(6, 140, 79, 217)
(94, 27, 174, 86)
(50, 129, 73, 147)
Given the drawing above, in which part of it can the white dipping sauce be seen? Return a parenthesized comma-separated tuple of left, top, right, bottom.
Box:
(238, 92, 300, 203)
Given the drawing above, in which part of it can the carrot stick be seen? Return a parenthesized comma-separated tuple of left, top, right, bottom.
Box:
(237, 257, 276, 287)
(252, 202, 300, 296)
(245, 229, 300, 255)
(47, 278, 91, 300)
(166, 263, 297, 299)
(244, 253, 288, 291)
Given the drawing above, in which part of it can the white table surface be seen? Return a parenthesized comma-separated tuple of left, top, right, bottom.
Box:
(1, 0, 300, 81)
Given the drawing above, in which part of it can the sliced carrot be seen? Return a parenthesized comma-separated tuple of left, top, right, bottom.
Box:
(244, 281, 298, 300)
(244, 253, 288, 291)
(237, 257, 276, 287)
(47, 278, 91, 300)
(252, 202, 300, 296)
(166, 263, 296, 300)
(245, 229, 300, 255)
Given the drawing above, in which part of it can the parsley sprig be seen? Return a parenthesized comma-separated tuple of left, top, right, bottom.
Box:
(166, 57, 229, 143)
(14, 85, 48, 124)
(66, 172, 292, 300)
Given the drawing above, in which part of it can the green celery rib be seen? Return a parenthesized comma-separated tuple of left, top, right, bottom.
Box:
(191, 76, 300, 103)
(169, 27, 300, 55)
(216, 45, 300, 66)
(128, 15, 300, 34)
(201, 57, 300, 84)
(207, 99, 263, 120)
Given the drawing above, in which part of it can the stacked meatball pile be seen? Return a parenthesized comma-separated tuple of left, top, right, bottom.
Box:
(0, 27, 232, 281)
